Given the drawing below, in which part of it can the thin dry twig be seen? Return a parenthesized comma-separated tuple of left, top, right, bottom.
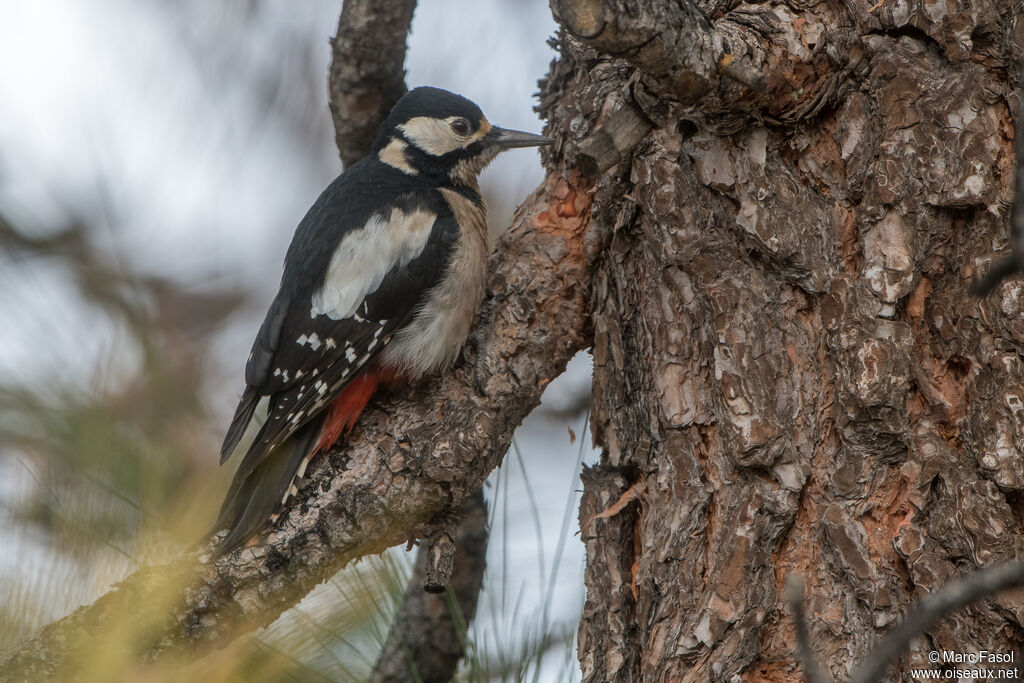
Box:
(847, 562, 1024, 683)
(784, 576, 833, 683)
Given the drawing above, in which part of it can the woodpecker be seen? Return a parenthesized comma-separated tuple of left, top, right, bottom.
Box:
(212, 87, 552, 553)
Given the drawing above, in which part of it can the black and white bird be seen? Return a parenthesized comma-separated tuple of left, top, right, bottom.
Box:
(212, 87, 551, 553)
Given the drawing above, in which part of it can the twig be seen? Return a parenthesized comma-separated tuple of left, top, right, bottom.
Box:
(423, 532, 456, 594)
(368, 491, 488, 683)
(784, 576, 833, 683)
(575, 103, 653, 180)
(847, 562, 1024, 683)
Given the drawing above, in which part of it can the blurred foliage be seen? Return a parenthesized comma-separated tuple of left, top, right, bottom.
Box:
(0, 206, 410, 680)
(0, 203, 586, 680)
(0, 208, 239, 550)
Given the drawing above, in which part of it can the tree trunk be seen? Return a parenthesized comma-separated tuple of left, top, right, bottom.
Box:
(7, 2, 1024, 680)
(545, 1, 1024, 680)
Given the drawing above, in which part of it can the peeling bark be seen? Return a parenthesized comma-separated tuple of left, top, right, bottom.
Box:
(541, 0, 1024, 680)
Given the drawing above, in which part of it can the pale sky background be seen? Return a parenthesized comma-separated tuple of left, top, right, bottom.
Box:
(0, 0, 595, 679)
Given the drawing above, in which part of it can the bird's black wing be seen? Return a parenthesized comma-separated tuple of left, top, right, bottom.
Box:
(220, 184, 459, 481)
(220, 294, 289, 462)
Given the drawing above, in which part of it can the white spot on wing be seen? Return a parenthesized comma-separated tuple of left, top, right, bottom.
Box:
(296, 455, 311, 480)
(310, 208, 437, 320)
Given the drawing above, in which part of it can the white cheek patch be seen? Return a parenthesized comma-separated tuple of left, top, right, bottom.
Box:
(311, 208, 436, 320)
(400, 116, 489, 156)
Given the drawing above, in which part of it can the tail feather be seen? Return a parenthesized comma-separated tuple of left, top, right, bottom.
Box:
(220, 385, 260, 464)
(212, 414, 323, 556)
(211, 368, 397, 556)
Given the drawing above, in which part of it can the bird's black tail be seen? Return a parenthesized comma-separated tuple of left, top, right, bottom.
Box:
(211, 414, 324, 556)
(220, 385, 260, 464)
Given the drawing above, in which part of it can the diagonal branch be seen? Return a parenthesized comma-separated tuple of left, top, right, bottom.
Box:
(847, 562, 1024, 683)
(786, 563, 1024, 683)
(0, 169, 601, 681)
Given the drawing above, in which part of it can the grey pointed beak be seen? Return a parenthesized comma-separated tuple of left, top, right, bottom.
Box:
(490, 127, 554, 149)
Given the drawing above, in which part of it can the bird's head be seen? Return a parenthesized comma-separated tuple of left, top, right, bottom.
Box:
(373, 86, 552, 187)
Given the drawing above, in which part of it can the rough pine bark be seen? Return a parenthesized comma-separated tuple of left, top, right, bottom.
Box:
(7, 2, 1024, 681)
(542, 0, 1024, 680)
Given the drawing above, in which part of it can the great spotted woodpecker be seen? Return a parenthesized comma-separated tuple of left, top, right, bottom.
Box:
(212, 87, 551, 553)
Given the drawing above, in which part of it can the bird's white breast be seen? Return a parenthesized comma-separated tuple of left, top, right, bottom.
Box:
(381, 189, 488, 377)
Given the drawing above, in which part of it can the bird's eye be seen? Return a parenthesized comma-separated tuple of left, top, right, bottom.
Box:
(450, 118, 471, 136)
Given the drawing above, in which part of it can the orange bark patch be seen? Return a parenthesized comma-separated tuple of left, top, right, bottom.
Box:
(745, 661, 802, 682)
(906, 277, 932, 321)
(529, 175, 593, 253)
(580, 479, 644, 532)
(862, 467, 914, 561)
(837, 205, 858, 272)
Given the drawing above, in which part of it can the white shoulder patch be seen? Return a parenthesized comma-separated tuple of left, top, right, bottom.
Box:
(310, 207, 437, 320)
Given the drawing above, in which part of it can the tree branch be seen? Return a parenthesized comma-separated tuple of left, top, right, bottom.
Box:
(847, 562, 1024, 683)
(0, 169, 600, 680)
(1, 49, 656, 676)
(787, 563, 1024, 683)
(328, 0, 416, 167)
(784, 576, 833, 683)
(368, 490, 488, 683)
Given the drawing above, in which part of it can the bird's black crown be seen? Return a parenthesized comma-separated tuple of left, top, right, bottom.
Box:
(372, 87, 485, 153)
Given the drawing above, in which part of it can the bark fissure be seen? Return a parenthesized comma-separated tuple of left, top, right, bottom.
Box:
(546, 0, 1024, 679)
